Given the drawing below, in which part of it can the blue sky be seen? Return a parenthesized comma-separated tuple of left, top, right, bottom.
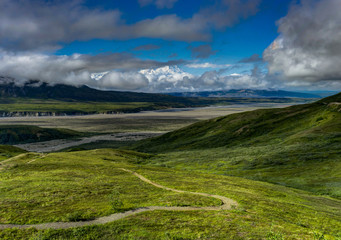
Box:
(0, 0, 340, 92)
(56, 0, 289, 74)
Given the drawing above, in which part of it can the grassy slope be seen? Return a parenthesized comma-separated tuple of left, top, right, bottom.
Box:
(0, 150, 220, 225)
(132, 93, 341, 198)
(0, 125, 84, 144)
(0, 149, 340, 239)
(0, 145, 26, 161)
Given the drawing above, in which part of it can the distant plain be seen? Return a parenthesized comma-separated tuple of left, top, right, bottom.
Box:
(0, 103, 294, 133)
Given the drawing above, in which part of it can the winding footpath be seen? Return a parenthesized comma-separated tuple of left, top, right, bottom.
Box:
(0, 168, 238, 230)
(0, 153, 28, 171)
(0, 153, 45, 171)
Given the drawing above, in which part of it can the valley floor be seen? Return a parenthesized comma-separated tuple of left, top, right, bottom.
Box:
(14, 132, 162, 152)
(0, 103, 293, 133)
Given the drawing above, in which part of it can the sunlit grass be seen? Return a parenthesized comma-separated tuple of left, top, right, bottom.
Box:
(0, 150, 220, 225)
(0, 149, 340, 239)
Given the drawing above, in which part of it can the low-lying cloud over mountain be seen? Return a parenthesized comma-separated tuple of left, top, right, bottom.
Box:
(137, 65, 271, 92)
(0, 52, 184, 90)
(0, 57, 271, 92)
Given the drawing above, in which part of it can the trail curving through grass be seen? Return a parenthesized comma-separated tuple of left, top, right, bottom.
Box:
(0, 153, 28, 170)
(0, 168, 238, 230)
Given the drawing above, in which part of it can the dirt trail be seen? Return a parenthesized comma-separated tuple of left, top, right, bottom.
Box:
(0, 153, 28, 170)
(120, 168, 236, 210)
(0, 168, 238, 230)
(0, 153, 27, 164)
(0, 153, 45, 170)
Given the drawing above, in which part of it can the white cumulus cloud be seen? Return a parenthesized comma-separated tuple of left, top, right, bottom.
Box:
(186, 63, 231, 69)
(99, 72, 149, 90)
(137, 65, 272, 92)
(264, 0, 341, 84)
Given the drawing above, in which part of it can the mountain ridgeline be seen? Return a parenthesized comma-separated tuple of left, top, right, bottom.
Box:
(0, 79, 193, 104)
(0, 79, 311, 117)
(0, 78, 319, 104)
(168, 89, 322, 98)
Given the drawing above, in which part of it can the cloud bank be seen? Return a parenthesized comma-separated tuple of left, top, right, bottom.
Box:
(0, 49, 271, 92)
(264, 0, 341, 83)
(138, 65, 271, 92)
(0, 52, 183, 90)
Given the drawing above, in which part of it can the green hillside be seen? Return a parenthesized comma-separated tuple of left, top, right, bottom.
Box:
(133, 92, 340, 151)
(0, 145, 26, 161)
(132, 93, 341, 198)
(0, 125, 84, 144)
(0, 149, 340, 239)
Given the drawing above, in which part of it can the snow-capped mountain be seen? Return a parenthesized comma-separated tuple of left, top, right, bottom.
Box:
(90, 72, 109, 81)
(140, 66, 194, 83)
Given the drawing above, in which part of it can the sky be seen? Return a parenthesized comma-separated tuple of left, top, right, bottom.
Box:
(0, 0, 340, 92)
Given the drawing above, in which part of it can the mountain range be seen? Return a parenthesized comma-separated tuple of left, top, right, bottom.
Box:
(167, 89, 324, 98)
(0, 77, 193, 104)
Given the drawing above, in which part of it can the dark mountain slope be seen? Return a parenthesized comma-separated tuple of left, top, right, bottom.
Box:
(0, 80, 193, 104)
(0, 125, 83, 144)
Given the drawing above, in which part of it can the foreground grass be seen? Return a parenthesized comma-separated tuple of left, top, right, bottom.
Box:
(0, 150, 220, 225)
(0, 149, 340, 239)
(142, 139, 341, 199)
